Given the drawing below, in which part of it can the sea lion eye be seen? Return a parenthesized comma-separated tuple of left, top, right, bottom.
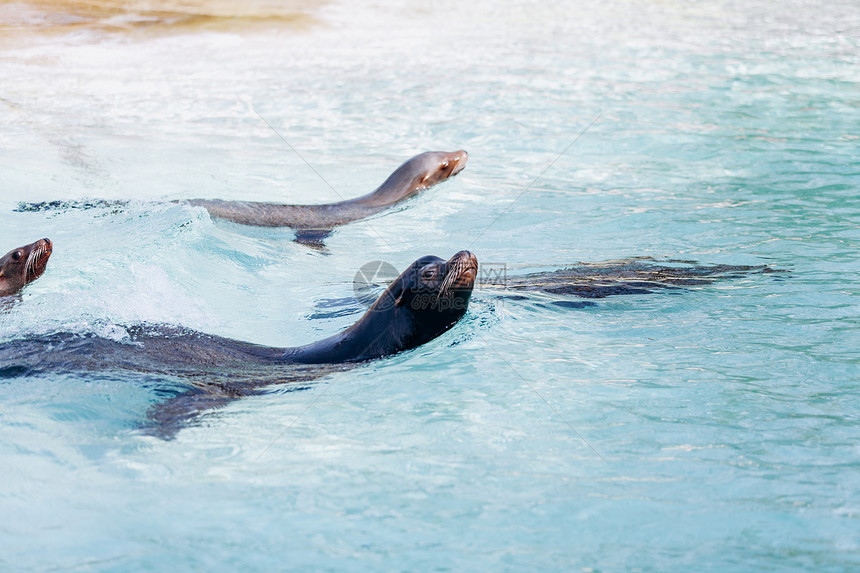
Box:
(421, 268, 436, 280)
(440, 161, 449, 170)
(11, 251, 22, 261)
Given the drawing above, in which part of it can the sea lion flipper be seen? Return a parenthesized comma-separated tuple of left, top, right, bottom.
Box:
(142, 386, 246, 440)
(293, 228, 332, 250)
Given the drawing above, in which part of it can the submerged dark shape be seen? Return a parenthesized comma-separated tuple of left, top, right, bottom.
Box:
(306, 257, 784, 318)
(15, 150, 469, 247)
(14, 200, 127, 215)
(0, 238, 52, 298)
(501, 257, 783, 298)
(0, 251, 478, 439)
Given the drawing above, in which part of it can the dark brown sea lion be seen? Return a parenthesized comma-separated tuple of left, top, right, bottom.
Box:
(499, 258, 781, 298)
(187, 150, 468, 234)
(0, 238, 52, 297)
(0, 250, 478, 438)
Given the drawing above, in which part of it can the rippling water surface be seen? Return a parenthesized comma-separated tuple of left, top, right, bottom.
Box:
(2, 0, 859, 570)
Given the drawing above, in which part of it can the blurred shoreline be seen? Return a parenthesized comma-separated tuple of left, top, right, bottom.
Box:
(0, 0, 326, 38)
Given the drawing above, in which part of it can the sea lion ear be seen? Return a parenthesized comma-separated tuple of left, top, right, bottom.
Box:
(389, 281, 406, 307)
(394, 286, 406, 307)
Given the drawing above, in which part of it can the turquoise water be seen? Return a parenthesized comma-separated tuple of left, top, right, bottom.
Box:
(2, 0, 860, 570)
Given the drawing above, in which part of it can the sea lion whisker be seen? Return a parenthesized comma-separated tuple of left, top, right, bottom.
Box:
(23, 245, 39, 282)
(436, 262, 460, 303)
(436, 256, 476, 303)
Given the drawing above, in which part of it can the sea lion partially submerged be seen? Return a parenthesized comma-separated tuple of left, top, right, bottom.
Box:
(0, 250, 478, 438)
(188, 149, 467, 247)
(188, 150, 468, 231)
(499, 258, 782, 298)
(0, 238, 52, 297)
(16, 150, 468, 247)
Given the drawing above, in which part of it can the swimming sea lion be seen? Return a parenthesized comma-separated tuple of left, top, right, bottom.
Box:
(0, 238, 52, 297)
(0, 250, 478, 437)
(16, 150, 468, 247)
(186, 150, 468, 233)
(499, 258, 781, 298)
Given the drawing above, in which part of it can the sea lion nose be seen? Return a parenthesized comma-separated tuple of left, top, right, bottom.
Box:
(449, 150, 468, 175)
(451, 250, 476, 263)
(461, 250, 478, 267)
(450, 250, 478, 280)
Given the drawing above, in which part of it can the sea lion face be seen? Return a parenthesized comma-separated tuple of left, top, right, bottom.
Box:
(398, 250, 478, 311)
(411, 150, 469, 190)
(379, 250, 478, 345)
(360, 150, 469, 208)
(366, 150, 469, 206)
(0, 238, 52, 297)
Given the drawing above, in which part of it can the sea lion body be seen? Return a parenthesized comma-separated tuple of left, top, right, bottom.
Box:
(2, 250, 477, 372)
(0, 250, 478, 436)
(13, 151, 468, 248)
(502, 258, 779, 298)
(188, 150, 468, 229)
(0, 238, 52, 297)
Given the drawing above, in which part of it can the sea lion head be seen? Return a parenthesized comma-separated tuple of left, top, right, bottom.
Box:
(0, 238, 52, 297)
(410, 150, 469, 189)
(365, 250, 478, 350)
(289, 250, 478, 364)
(362, 150, 469, 206)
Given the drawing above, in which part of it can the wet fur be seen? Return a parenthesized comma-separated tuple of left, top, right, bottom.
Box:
(0, 251, 477, 439)
(0, 239, 52, 297)
(186, 150, 468, 230)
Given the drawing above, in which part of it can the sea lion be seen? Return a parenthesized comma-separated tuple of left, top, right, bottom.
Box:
(16, 150, 469, 247)
(499, 258, 781, 298)
(0, 250, 478, 437)
(0, 238, 52, 297)
(187, 150, 468, 233)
